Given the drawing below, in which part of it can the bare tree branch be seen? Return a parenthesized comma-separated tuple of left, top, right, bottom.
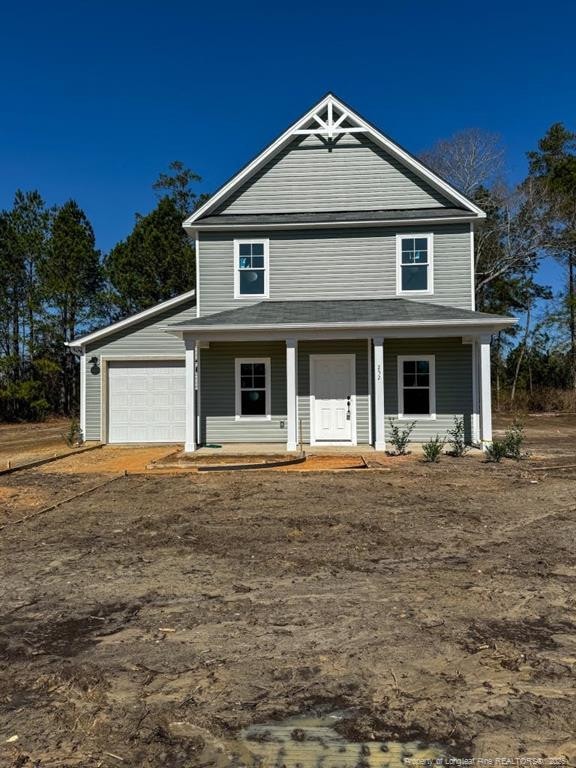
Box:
(420, 129, 505, 196)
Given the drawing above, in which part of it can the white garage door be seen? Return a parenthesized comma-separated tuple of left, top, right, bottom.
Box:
(108, 360, 186, 443)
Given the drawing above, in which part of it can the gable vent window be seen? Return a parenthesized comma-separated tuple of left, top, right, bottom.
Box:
(396, 234, 433, 294)
(234, 240, 269, 298)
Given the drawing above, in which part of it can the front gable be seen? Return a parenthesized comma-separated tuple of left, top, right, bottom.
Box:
(185, 94, 484, 227)
(215, 133, 451, 214)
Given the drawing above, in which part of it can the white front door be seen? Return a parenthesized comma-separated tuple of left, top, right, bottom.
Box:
(311, 355, 355, 444)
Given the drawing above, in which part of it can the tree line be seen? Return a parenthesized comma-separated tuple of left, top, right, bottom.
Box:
(0, 128, 575, 423)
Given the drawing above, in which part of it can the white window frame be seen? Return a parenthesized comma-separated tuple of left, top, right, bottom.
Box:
(397, 355, 436, 420)
(234, 239, 270, 300)
(396, 233, 434, 296)
(235, 357, 271, 421)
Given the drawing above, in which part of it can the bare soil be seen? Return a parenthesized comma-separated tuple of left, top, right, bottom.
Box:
(0, 418, 575, 766)
(0, 418, 73, 467)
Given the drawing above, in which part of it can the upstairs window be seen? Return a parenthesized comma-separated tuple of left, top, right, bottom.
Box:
(235, 358, 271, 419)
(397, 355, 436, 419)
(397, 234, 433, 294)
(234, 239, 269, 298)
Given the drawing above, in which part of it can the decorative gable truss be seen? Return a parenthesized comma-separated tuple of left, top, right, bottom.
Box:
(184, 93, 486, 228)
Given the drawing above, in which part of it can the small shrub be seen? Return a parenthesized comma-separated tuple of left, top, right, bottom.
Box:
(504, 419, 525, 460)
(387, 419, 416, 456)
(485, 440, 507, 463)
(64, 417, 83, 447)
(422, 435, 445, 463)
(447, 416, 470, 457)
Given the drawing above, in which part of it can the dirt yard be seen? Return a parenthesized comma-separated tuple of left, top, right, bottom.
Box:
(0, 418, 73, 468)
(0, 418, 575, 766)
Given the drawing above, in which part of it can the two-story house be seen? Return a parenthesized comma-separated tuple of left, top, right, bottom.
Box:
(69, 94, 515, 452)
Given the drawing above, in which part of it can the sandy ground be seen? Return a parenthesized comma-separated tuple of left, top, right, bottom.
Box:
(0, 418, 73, 467)
(0, 417, 575, 767)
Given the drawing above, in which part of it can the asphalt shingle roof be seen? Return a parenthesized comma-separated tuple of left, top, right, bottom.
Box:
(170, 298, 513, 329)
(195, 208, 472, 227)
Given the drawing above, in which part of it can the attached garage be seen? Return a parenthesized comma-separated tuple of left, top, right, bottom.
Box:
(67, 289, 197, 443)
(107, 360, 186, 443)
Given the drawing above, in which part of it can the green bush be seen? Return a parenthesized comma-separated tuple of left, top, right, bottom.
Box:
(485, 440, 508, 463)
(387, 419, 416, 455)
(64, 417, 83, 447)
(422, 435, 445, 463)
(504, 419, 525, 460)
(447, 416, 470, 457)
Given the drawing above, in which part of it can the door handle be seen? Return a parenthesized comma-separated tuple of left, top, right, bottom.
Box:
(346, 395, 351, 420)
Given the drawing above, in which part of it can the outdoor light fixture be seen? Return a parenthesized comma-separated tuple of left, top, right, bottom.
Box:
(89, 357, 98, 365)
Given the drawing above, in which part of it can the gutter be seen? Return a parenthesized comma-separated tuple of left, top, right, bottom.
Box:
(165, 317, 517, 336)
(184, 215, 481, 233)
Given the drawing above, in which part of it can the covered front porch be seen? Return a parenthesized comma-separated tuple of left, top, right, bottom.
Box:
(166, 300, 511, 454)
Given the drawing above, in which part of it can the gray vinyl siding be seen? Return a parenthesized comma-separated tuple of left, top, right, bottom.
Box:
(199, 223, 472, 316)
(384, 338, 473, 443)
(200, 339, 369, 446)
(200, 341, 287, 444)
(83, 300, 197, 441)
(297, 340, 369, 445)
(216, 134, 451, 214)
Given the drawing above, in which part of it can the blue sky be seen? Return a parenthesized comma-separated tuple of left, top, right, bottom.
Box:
(1, 0, 574, 293)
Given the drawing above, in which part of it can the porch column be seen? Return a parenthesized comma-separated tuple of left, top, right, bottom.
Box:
(471, 340, 480, 443)
(372, 336, 386, 451)
(79, 350, 86, 439)
(185, 337, 197, 452)
(479, 334, 492, 445)
(286, 338, 298, 452)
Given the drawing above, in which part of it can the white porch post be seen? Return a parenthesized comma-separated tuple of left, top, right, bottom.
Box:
(79, 350, 86, 440)
(479, 334, 492, 445)
(286, 338, 298, 452)
(372, 336, 386, 451)
(471, 340, 480, 444)
(185, 337, 197, 452)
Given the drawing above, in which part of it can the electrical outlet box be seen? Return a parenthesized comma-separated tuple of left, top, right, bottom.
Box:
(280, 420, 285, 429)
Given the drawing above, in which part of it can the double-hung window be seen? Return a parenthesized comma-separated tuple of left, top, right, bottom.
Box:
(234, 239, 269, 298)
(398, 355, 436, 419)
(235, 358, 271, 420)
(397, 234, 433, 294)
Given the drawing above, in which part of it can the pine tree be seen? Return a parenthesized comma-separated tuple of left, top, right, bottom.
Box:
(40, 200, 103, 413)
(527, 123, 576, 388)
(106, 196, 195, 317)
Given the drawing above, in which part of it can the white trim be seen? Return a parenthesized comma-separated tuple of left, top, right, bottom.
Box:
(470, 222, 476, 311)
(234, 357, 272, 421)
(471, 340, 480, 443)
(479, 336, 492, 444)
(309, 354, 357, 446)
(66, 289, 196, 348)
(286, 339, 298, 451)
(183, 94, 485, 226)
(397, 355, 436, 420)
(175, 325, 514, 345)
(233, 239, 270, 300)
(195, 231, 200, 318)
(372, 337, 386, 451)
(79, 352, 86, 438)
(185, 339, 197, 452)
(191, 215, 480, 231)
(170, 317, 516, 335)
(367, 338, 372, 447)
(396, 233, 434, 296)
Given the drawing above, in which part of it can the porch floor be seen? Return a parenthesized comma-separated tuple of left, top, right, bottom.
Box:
(194, 443, 379, 455)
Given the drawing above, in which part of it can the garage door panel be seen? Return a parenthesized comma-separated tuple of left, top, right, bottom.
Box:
(108, 361, 186, 443)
